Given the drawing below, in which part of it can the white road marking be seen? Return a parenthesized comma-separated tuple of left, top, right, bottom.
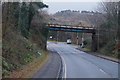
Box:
(99, 69, 107, 74)
(62, 56, 67, 79)
(112, 62, 118, 64)
(58, 52, 67, 79)
(56, 58, 61, 78)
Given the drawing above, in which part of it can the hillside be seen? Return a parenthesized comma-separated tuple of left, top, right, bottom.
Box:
(49, 10, 105, 27)
(2, 2, 49, 77)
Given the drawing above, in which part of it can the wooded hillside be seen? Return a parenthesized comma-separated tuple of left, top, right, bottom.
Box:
(2, 2, 49, 77)
(49, 10, 105, 26)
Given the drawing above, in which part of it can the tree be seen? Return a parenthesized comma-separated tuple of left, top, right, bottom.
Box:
(117, 2, 120, 40)
(98, 1, 119, 57)
(2, 1, 49, 77)
(18, 2, 48, 38)
(117, 2, 120, 55)
(98, 2, 119, 44)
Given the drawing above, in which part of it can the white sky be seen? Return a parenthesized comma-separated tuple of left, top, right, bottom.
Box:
(44, 2, 99, 14)
(42, 0, 119, 2)
(1, 0, 119, 2)
(42, 0, 119, 14)
(43, 0, 101, 2)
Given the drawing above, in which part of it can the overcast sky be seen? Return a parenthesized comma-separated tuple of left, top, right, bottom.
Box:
(42, 0, 119, 14)
(43, 2, 100, 14)
(43, 0, 101, 2)
(42, 0, 119, 2)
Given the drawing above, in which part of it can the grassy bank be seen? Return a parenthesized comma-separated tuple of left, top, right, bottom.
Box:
(80, 46, 119, 59)
(0, 24, 2, 79)
(2, 31, 49, 77)
(2, 2, 49, 78)
(3, 50, 49, 78)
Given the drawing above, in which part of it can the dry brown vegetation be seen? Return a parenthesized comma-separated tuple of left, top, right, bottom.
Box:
(2, 2, 49, 77)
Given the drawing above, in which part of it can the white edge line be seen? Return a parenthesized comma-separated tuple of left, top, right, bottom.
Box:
(61, 56, 67, 79)
(58, 52, 67, 79)
(56, 52, 62, 79)
(112, 62, 118, 64)
(56, 58, 61, 79)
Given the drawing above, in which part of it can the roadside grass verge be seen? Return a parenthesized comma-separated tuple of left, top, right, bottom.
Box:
(0, 24, 2, 79)
(3, 50, 49, 78)
(98, 40, 119, 59)
(79, 42, 119, 59)
(2, 29, 49, 78)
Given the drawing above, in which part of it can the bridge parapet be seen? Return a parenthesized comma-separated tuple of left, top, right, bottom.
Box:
(47, 23, 95, 30)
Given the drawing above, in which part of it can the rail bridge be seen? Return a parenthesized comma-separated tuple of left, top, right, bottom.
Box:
(47, 24, 97, 51)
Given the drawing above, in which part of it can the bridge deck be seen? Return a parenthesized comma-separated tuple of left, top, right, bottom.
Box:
(47, 24, 96, 33)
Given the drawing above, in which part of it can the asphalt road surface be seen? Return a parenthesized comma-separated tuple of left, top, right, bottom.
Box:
(47, 41, 119, 78)
(32, 50, 61, 78)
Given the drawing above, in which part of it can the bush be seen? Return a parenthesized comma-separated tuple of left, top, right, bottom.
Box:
(100, 40, 117, 57)
(2, 31, 40, 76)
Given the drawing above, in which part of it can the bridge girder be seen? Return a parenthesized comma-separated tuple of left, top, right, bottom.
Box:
(47, 24, 97, 52)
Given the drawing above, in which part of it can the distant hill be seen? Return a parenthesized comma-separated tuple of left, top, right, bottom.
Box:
(49, 10, 105, 27)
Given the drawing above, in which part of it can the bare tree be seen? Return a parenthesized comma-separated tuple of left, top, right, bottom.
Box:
(97, 1, 119, 57)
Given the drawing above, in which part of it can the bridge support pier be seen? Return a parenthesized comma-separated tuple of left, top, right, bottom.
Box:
(91, 32, 97, 52)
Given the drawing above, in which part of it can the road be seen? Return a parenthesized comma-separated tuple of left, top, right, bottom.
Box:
(32, 50, 61, 78)
(47, 41, 119, 78)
